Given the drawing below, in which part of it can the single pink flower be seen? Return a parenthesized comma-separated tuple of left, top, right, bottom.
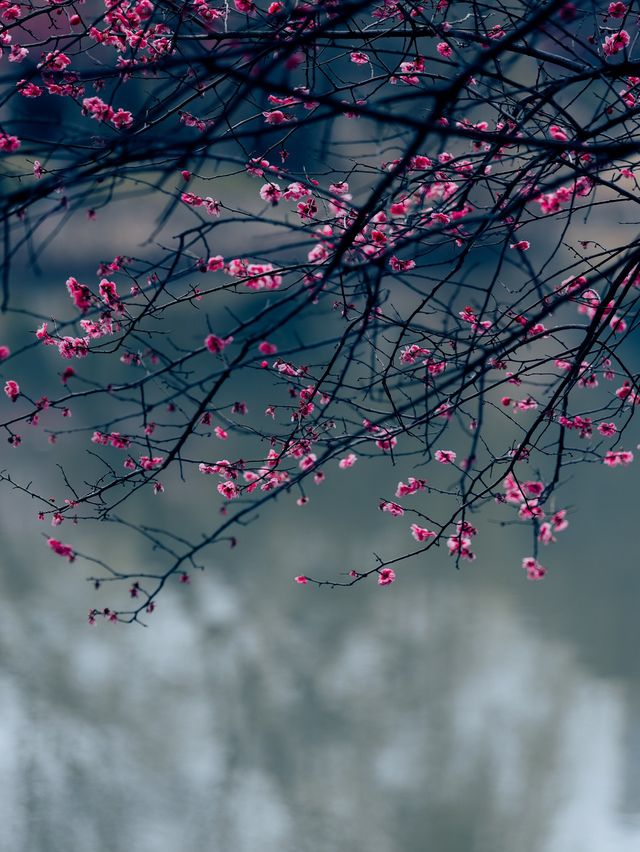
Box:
(411, 524, 436, 542)
(377, 567, 396, 586)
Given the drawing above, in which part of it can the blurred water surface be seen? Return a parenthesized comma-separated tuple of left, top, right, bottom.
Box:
(1, 441, 639, 852)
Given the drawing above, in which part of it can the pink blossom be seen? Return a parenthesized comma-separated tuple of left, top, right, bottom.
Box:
(259, 182, 282, 204)
(510, 240, 530, 251)
(608, 2, 627, 17)
(603, 450, 634, 466)
(380, 500, 404, 517)
(111, 108, 133, 129)
(376, 432, 397, 451)
(522, 557, 546, 580)
(538, 522, 555, 545)
(396, 477, 426, 497)
(99, 279, 120, 307)
(603, 29, 630, 55)
(435, 449, 456, 464)
(549, 125, 568, 141)
(552, 509, 569, 532)
(0, 133, 20, 153)
(58, 336, 90, 359)
(82, 96, 114, 123)
(2, 5, 21, 22)
(350, 51, 370, 64)
(258, 341, 277, 355)
(218, 480, 240, 499)
(447, 534, 475, 560)
(0, 345, 9, 359)
(48, 537, 75, 562)
(4, 380, 19, 402)
(204, 333, 233, 354)
(66, 277, 92, 312)
(298, 453, 316, 472)
(411, 524, 436, 542)
(436, 42, 452, 58)
(598, 422, 617, 437)
(377, 567, 396, 586)
(206, 255, 225, 271)
(214, 426, 228, 440)
(139, 455, 164, 470)
(338, 453, 357, 469)
(295, 575, 308, 584)
(263, 110, 291, 125)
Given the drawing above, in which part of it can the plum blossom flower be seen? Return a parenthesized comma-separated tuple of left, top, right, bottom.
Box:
(262, 110, 291, 125)
(338, 453, 357, 469)
(597, 422, 617, 437)
(0, 133, 20, 152)
(260, 182, 282, 204)
(551, 509, 568, 532)
(375, 431, 397, 451)
(218, 480, 240, 499)
(447, 534, 475, 560)
(204, 333, 233, 354)
(139, 455, 163, 470)
(435, 449, 456, 464)
(411, 524, 436, 542)
(377, 567, 396, 586)
(66, 277, 92, 312)
(295, 575, 308, 584)
(603, 29, 630, 55)
(396, 477, 426, 497)
(603, 449, 634, 466)
(609, 2, 627, 17)
(380, 500, 404, 517)
(522, 557, 546, 580)
(4, 380, 19, 402)
(48, 537, 75, 562)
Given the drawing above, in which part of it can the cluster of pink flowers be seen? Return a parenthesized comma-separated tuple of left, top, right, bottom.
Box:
(82, 97, 133, 129)
(522, 557, 546, 581)
(603, 450, 634, 466)
(447, 520, 478, 561)
(226, 258, 283, 291)
(92, 430, 132, 449)
(603, 29, 630, 56)
(138, 455, 163, 470)
(181, 193, 220, 216)
(0, 132, 20, 152)
(48, 538, 75, 562)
